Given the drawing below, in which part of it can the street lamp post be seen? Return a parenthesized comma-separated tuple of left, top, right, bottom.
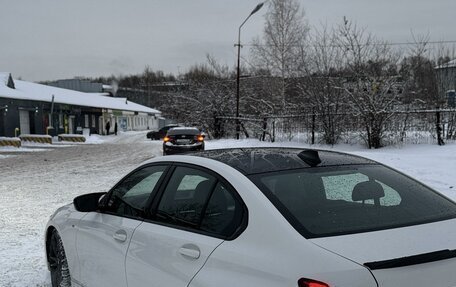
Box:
(235, 2, 264, 139)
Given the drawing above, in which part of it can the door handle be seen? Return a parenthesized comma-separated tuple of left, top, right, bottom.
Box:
(179, 244, 200, 259)
(113, 230, 128, 242)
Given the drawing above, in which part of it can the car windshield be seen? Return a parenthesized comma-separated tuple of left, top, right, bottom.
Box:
(249, 164, 456, 238)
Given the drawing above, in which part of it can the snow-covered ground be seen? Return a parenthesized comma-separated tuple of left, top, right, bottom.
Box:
(0, 133, 455, 286)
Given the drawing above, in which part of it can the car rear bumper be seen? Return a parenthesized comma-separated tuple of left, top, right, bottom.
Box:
(163, 142, 204, 155)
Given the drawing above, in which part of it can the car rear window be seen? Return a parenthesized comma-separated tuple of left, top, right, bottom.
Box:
(249, 165, 456, 238)
(167, 128, 199, 135)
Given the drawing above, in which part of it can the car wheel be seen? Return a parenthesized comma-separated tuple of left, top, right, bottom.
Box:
(48, 230, 71, 287)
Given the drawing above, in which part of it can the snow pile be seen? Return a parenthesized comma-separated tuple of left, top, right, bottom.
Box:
(83, 134, 106, 144)
(19, 134, 52, 139)
(0, 146, 48, 153)
(0, 137, 21, 141)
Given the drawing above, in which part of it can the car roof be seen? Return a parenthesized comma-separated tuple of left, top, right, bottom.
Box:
(170, 126, 198, 130)
(192, 147, 376, 175)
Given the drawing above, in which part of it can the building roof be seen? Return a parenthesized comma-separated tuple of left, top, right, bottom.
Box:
(435, 59, 456, 69)
(0, 73, 160, 115)
(0, 73, 9, 85)
(0, 72, 15, 89)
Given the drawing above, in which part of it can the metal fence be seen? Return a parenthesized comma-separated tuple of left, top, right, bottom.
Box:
(214, 109, 456, 146)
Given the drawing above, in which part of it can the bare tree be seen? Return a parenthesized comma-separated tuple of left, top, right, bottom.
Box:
(250, 0, 309, 109)
(337, 19, 404, 148)
(401, 34, 448, 145)
(159, 55, 237, 138)
(401, 33, 438, 107)
(297, 24, 346, 144)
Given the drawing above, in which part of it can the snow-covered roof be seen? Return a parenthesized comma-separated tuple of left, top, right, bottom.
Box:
(170, 127, 198, 131)
(0, 74, 160, 115)
(435, 59, 456, 69)
(0, 72, 14, 88)
(0, 72, 9, 85)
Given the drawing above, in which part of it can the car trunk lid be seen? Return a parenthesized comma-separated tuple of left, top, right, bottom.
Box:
(310, 218, 456, 287)
(168, 134, 198, 145)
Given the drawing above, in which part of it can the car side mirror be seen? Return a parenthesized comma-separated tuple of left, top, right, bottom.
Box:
(73, 192, 107, 212)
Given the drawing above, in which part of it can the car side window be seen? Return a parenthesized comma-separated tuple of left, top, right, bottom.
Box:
(200, 182, 244, 237)
(108, 165, 167, 218)
(154, 166, 245, 238)
(156, 166, 217, 228)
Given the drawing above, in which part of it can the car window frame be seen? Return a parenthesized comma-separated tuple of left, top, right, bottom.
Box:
(145, 162, 248, 240)
(101, 162, 173, 221)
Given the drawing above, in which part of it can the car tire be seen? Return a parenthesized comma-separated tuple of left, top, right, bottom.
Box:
(48, 230, 71, 287)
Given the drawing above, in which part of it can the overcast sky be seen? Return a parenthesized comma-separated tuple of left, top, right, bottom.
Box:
(1, 0, 455, 82)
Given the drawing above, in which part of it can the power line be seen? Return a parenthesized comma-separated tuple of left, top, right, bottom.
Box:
(379, 40, 456, 46)
(242, 40, 456, 48)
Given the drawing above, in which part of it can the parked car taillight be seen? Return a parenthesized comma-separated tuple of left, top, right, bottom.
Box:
(196, 134, 205, 142)
(298, 278, 330, 287)
(163, 136, 170, 142)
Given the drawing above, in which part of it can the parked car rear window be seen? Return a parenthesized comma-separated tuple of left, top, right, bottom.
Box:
(167, 128, 199, 135)
(249, 165, 456, 238)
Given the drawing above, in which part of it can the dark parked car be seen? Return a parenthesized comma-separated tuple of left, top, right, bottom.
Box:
(147, 124, 180, 140)
(163, 127, 205, 155)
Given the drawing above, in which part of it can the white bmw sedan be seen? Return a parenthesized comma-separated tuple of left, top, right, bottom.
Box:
(45, 148, 456, 287)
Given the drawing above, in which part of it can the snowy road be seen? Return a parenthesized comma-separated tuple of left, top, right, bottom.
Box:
(0, 133, 455, 286)
(0, 132, 162, 287)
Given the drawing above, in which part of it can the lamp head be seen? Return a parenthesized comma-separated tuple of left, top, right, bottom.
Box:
(250, 2, 264, 15)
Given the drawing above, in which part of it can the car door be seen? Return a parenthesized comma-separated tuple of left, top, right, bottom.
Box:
(75, 164, 168, 287)
(125, 165, 246, 287)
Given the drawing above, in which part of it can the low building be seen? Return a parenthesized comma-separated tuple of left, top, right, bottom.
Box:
(435, 59, 456, 107)
(447, 90, 456, 108)
(0, 73, 161, 137)
(45, 78, 114, 95)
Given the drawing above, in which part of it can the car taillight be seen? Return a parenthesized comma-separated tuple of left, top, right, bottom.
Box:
(163, 136, 170, 142)
(298, 278, 330, 287)
(197, 135, 204, 142)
